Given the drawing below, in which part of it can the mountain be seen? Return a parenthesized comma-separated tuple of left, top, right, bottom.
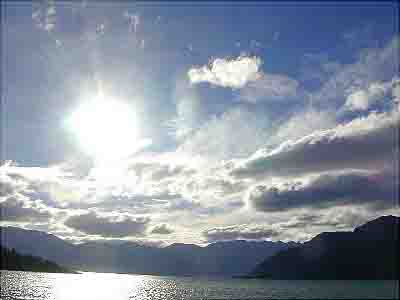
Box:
(0, 226, 78, 267)
(196, 240, 296, 276)
(0, 226, 293, 276)
(251, 215, 399, 279)
(0, 245, 73, 273)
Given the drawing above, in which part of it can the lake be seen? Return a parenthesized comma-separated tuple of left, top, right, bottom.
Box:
(1, 271, 398, 299)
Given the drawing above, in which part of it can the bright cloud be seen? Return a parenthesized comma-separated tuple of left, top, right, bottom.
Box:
(188, 55, 262, 89)
(313, 36, 399, 109)
(176, 107, 271, 161)
(239, 73, 299, 103)
(203, 224, 280, 242)
(344, 78, 399, 111)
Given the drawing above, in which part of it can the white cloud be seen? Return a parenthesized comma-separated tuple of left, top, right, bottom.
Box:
(123, 153, 246, 209)
(202, 204, 400, 243)
(168, 78, 206, 140)
(313, 36, 399, 109)
(239, 73, 299, 103)
(188, 55, 299, 103)
(176, 107, 271, 162)
(188, 55, 262, 89)
(345, 89, 375, 111)
(270, 108, 336, 146)
(0, 162, 91, 209)
(0, 165, 62, 224)
(344, 78, 398, 111)
(203, 224, 280, 242)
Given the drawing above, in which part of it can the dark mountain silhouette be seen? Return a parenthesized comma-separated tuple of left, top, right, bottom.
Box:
(0, 245, 73, 273)
(0, 226, 293, 276)
(251, 215, 399, 279)
(0, 226, 78, 267)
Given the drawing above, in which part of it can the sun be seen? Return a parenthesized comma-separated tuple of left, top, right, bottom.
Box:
(66, 95, 149, 163)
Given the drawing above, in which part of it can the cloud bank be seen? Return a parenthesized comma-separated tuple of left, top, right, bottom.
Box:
(64, 212, 150, 238)
(0, 196, 51, 223)
(203, 224, 280, 242)
(231, 109, 398, 179)
(248, 169, 398, 212)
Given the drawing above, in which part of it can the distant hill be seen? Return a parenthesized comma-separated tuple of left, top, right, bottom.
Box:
(0, 226, 78, 268)
(0, 227, 294, 276)
(0, 245, 73, 273)
(251, 215, 399, 279)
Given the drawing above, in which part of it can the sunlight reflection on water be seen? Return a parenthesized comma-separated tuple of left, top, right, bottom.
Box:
(1, 271, 398, 300)
(1, 271, 194, 300)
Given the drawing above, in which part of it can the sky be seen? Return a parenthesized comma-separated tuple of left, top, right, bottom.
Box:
(1, 1, 399, 246)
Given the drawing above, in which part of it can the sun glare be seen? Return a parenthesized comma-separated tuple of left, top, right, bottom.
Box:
(66, 96, 149, 163)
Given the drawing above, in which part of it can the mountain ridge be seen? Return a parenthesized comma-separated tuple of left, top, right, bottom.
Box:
(0, 226, 294, 276)
(0, 245, 74, 273)
(3, 215, 397, 278)
(251, 215, 399, 279)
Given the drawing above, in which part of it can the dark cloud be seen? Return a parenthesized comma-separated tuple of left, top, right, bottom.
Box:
(150, 224, 174, 235)
(203, 224, 280, 242)
(0, 197, 51, 223)
(232, 110, 398, 179)
(248, 169, 398, 212)
(64, 212, 150, 237)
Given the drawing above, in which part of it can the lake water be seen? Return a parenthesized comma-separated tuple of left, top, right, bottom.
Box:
(1, 271, 398, 299)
